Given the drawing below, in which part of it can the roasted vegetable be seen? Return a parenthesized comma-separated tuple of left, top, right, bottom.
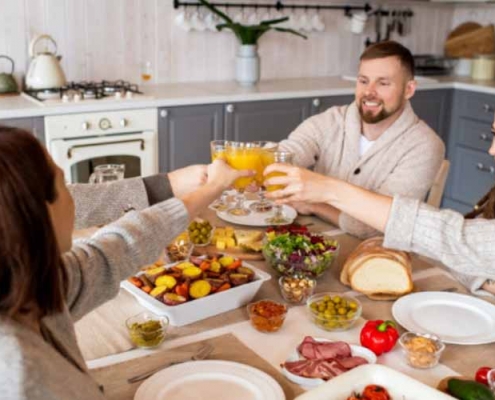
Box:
(182, 266, 203, 279)
(237, 266, 255, 281)
(229, 273, 249, 286)
(189, 280, 212, 299)
(163, 293, 187, 306)
(155, 275, 177, 289)
(144, 266, 166, 283)
(219, 256, 235, 267)
(150, 285, 168, 299)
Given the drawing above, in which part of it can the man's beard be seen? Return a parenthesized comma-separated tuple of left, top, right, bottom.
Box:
(358, 97, 403, 124)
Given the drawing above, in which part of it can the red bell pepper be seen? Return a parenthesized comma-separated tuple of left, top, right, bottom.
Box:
(360, 320, 399, 356)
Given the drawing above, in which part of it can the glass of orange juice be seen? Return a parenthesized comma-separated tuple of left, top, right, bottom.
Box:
(210, 140, 230, 211)
(264, 151, 294, 225)
(249, 141, 278, 213)
(225, 141, 263, 216)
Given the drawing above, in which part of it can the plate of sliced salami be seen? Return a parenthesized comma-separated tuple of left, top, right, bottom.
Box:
(281, 336, 377, 388)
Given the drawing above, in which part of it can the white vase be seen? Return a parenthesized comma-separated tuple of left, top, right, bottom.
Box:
(235, 44, 260, 86)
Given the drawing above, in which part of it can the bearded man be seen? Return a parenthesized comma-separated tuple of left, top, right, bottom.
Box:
(279, 41, 445, 238)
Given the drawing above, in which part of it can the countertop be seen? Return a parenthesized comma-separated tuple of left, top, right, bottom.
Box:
(2, 75, 495, 119)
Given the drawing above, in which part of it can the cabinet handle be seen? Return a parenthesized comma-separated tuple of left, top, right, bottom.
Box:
(483, 104, 494, 113)
(476, 162, 495, 174)
(312, 98, 320, 107)
(226, 104, 235, 113)
(480, 133, 492, 142)
(160, 110, 168, 118)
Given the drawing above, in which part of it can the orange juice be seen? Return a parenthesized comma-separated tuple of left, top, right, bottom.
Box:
(265, 171, 286, 192)
(211, 149, 225, 162)
(226, 147, 262, 190)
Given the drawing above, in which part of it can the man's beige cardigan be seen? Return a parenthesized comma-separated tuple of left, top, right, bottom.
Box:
(279, 101, 445, 238)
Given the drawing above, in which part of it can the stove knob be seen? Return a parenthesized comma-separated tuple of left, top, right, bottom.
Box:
(81, 121, 90, 131)
(99, 118, 112, 130)
(62, 94, 70, 103)
(115, 91, 123, 99)
(120, 118, 128, 127)
(73, 93, 82, 102)
(125, 91, 133, 99)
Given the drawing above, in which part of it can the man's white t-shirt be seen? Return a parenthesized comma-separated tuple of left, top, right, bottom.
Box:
(359, 134, 375, 156)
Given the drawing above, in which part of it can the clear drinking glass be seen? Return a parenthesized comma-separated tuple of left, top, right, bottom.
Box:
(225, 141, 262, 216)
(264, 151, 294, 225)
(89, 164, 125, 184)
(250, 141, 278, 213)
(210, 140, 230, 211)
(141, 61, 153, 83)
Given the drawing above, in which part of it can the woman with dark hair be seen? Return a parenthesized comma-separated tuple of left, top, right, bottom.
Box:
(0, 126, 250, 399)
(265, 125, 495, 297)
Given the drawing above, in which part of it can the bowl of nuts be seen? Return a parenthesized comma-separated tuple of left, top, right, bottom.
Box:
(398, 332, 445, 369)
(306, 292, 362, 331)
(164, 231, 194, 263)
(279, 274, 316, 304)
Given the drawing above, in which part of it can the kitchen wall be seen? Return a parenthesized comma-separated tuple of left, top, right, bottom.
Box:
(0, 0, 491, 86)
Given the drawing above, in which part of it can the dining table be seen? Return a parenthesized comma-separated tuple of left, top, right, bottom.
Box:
(73, 207, 495, 400)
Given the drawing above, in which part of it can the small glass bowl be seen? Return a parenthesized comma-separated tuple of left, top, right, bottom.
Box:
(164, 231, 194, 263)
(188, 219, 215, 247)
(125, 311, 169, 348)
(279, 274, 316, 304)
(247, 299, 288, 333)
(306, 292, 362, 331)
(399, 332, 445, 369)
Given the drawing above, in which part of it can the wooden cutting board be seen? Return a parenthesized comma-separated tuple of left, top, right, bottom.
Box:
(192, 245, 264, 261)
(447, 21, 482, 40)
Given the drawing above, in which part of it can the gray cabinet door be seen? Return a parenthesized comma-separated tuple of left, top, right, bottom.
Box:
(0, 117, 45, 143)
(310, 95, 354, 115)
(224, 99, 310, 142)
(410, 89, 452, 143)
(158, 105, 223, 172)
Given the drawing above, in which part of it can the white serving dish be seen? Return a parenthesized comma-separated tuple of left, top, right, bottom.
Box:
(282, 337, 377, 389)
(294, 364, 456, 400)
(121, 262, 271, 326)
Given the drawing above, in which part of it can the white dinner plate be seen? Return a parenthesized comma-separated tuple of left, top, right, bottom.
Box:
(217, 200, 297, 227)
(392, 291, 495, 345)
(134, 360, 285, 400)
(281, 338, 377, 388)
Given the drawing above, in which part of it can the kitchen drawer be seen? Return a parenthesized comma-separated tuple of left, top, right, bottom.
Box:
(457, 117, 493, 152)
(450, 146, 495, 206)
(457, 90, 495, 123)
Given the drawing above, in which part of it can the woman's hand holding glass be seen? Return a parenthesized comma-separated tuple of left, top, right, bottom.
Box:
(207, 158, 254, 193)
(250, 141, 278, 213)
(264, 164, 335, 205)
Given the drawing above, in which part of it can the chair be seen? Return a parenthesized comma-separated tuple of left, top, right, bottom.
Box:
(426, 159, 451, 208)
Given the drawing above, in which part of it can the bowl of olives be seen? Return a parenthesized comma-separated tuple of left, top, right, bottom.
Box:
(306, 292, 362, 331)
(188, 219, 214, 247)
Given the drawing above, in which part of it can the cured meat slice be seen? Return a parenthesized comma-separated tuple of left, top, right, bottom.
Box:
(297, 336, 351, 360)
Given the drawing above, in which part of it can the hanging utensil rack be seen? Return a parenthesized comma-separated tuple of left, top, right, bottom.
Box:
(173, 0, 372, 16)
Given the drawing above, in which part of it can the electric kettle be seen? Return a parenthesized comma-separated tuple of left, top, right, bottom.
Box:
(0, 55, 19, 94)
(25, 34, 66, 90)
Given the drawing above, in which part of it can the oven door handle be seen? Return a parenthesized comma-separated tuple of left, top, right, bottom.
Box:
(67, 138, 145, 159)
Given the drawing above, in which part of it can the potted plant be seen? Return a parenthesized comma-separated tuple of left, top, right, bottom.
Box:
(198, 0, 307, 86)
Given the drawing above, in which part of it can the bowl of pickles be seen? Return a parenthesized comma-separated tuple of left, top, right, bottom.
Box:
(306, 292, 362, 331)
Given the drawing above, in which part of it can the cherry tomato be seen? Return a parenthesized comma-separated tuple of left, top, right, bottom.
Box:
(475, 366, 493, 386)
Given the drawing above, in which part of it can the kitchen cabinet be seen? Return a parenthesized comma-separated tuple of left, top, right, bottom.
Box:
(443, 90, 495, 213)
(158, 104, 223, 172)
(310, 95, 354, 115)
(224, 98, 311, 142)
(0, 117, 45, 143)
(410, 89, 453, 143)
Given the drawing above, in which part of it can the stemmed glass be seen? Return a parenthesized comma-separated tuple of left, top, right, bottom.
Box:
(210, 140, 230, 211)
(250, 141, 278, 213)
(225, 141, 262, 216)
(264, 151, 294, 225)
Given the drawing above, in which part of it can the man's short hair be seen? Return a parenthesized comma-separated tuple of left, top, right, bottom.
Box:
(360, 41, 415, 78)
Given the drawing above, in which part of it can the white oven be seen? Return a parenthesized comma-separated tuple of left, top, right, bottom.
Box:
(45, 108, 158, 183)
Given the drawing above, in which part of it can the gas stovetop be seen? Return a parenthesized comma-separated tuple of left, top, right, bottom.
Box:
(23, 80, 150, 104)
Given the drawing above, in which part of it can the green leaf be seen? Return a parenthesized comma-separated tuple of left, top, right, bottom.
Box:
(260, 16, 289, 25)
(273, 27, 308, 39)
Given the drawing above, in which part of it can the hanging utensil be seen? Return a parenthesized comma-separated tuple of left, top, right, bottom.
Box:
(0, 55, 19, 94)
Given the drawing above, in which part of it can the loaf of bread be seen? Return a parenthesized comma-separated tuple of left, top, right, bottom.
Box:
(340, 237, 413, 300)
